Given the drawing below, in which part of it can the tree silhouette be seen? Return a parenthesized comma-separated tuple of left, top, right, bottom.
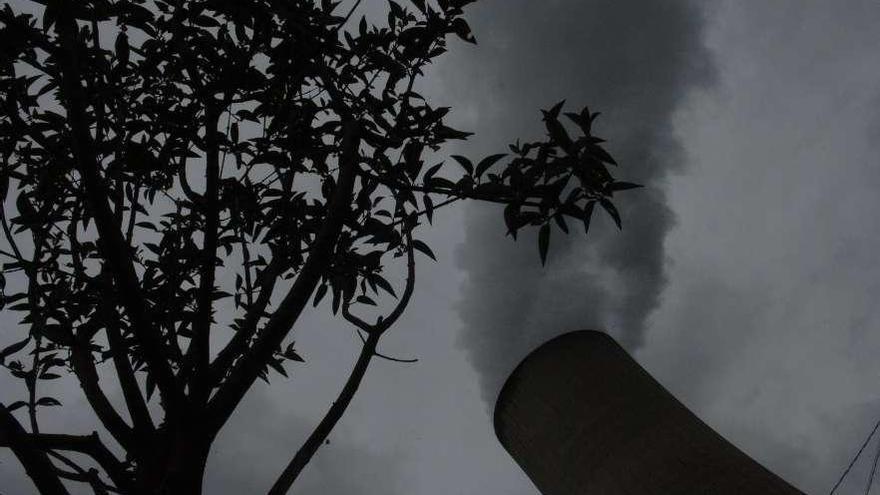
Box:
(0, 1, 637, 493)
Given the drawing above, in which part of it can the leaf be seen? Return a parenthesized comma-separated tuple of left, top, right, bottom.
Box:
(284, 343, 306, 363)
(331, 286, 341, 315)
(451, 18, 476, 43)
(475, 154, 506, 177)
(212, 290, 233, 300)
(372, 275, 397, 298)
(268, 359, 288, 378)
(36, 397, 61, 407)
(422, 162, 443, 184)
(608, 181, 643, 192)
(423, 194, 434, 224)
(0, 336, 30, 364)
(538, 223, 550, 266)
(583, 201, 596, 234)
(546, 119, 573, 149)
(565, 110, 592, 135)
(427, 177, 456, 190)
(599, 198, 622, 229)
(589, 143, 618, 166)
(450, 155, 473, 175)
(435, 125, 473, 141)
(3, 293, 26, 305)
(144, 242, 162, 255)
(543, 100, 566, 120)
(313, 284, 328, 307)
(5, 400, 27, 412)
(356, 295, 377, 306)
(554, 213, 569, 234)
(412, 239, 436, 261)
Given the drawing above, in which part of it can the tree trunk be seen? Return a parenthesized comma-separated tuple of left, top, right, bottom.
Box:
(136, 428, 212, 495)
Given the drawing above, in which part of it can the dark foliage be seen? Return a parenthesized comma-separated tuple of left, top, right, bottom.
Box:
(0, 0, 635, 493)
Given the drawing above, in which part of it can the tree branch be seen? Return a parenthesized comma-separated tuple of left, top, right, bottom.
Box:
(269, 237, 418, 494)
(25, 237, 47, 439)
(207, 256, 283, 386)
(54, 12, 183, 415)
(177, 155, 206, 206)
(47, 450, 117, 495)
(206, 122, 361, 433)
(0, 430, 132, 493)
(342, 233, 416, 336)
(86, 262, 152, 436)
(70, 342, 135, 452)
(187, 105, 222, 404)
(358, 168, 542, 209)
(105, 321, 154, 436)
(353, 330, 418, 363)
(267, 331, 379, 495)
(0, 404, 71, 495)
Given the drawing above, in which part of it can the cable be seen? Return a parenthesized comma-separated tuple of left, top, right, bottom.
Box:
(867, 434, 880, 494)
(830, 416, 880, 494)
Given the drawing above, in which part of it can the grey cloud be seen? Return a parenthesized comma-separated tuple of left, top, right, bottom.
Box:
(637, 1, 880, 493)
(204, 384, 403, 495)
(447, 0, 716, 404)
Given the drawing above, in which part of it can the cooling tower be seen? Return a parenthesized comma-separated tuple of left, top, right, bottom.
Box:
(494, 330, 805, 495)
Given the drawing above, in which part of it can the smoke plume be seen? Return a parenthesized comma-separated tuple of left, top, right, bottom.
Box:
(448, 0, 717, 404)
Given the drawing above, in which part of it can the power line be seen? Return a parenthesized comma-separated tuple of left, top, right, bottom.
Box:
(830, 416, 880, 495)
(866, 433, 880, 494)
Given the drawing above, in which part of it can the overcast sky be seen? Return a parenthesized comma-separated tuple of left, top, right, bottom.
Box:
(4, 1, 880, 494)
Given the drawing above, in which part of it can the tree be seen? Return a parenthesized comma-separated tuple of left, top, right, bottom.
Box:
(0, 0, 637, 493)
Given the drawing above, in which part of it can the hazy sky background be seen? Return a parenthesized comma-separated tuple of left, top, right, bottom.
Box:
(3, 1, 880, 494)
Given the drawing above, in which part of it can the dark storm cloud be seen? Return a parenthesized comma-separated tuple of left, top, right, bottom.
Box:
(447, 0, 716, 403)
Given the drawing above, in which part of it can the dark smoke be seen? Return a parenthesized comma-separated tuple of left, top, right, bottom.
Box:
(448, 0, 717, 404)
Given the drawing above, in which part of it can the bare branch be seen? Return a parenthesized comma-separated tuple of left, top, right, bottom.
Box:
(267, 238, 418, 493)
(354, 329, 418, 364)
(268, 332, 380, 495)
(373, 349, 418, 364)
(341, 305, 372, 334)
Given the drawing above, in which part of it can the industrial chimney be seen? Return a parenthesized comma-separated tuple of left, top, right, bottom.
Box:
(494, 330, 805, 494)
